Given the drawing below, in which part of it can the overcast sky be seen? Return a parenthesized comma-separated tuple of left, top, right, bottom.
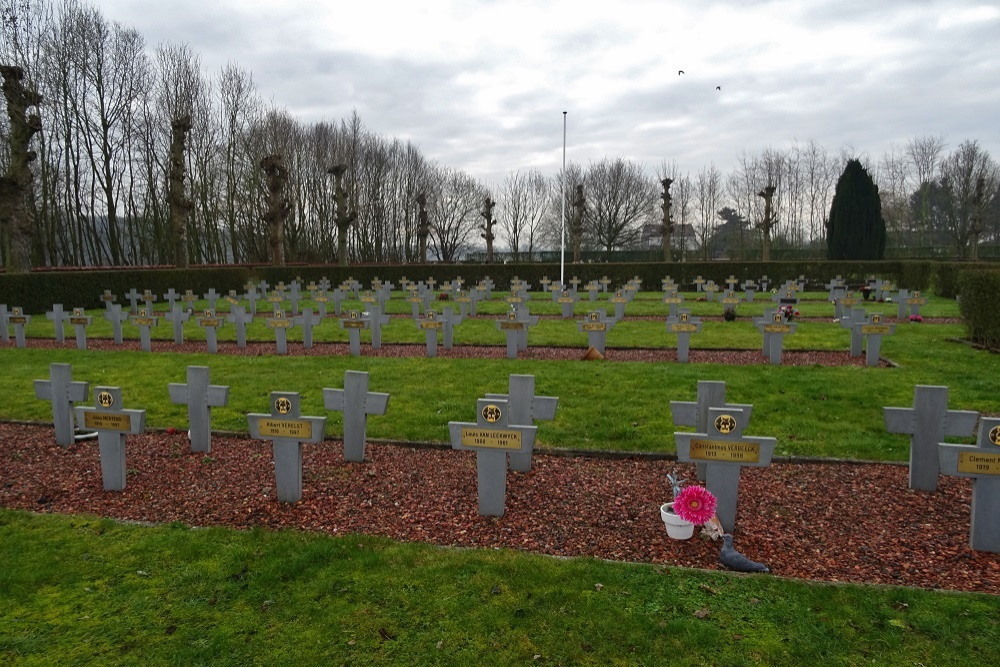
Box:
(94, 0, 1000, 186)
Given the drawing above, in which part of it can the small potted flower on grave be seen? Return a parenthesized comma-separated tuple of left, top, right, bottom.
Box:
(778, 304, 799, 321)
(723, 307, 737, 322)
(660, 473, 720, 540)
(909, 314, 923, 323)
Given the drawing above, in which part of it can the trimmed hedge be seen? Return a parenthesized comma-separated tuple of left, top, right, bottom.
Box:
(958, 268, 1000, 348)
(0, 259, 983, 314)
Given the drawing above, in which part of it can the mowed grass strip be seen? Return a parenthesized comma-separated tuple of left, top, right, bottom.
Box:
(1, 509, 996, 666)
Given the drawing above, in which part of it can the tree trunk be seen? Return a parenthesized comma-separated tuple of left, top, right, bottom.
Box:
(169, 116, 193, 268)
(660, 178, 673, 262)
(260, 154, 289, 267)
(0, 65, 43, 273)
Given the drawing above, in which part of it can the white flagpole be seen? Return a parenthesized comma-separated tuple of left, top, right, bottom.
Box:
(560, 111, 567, 285)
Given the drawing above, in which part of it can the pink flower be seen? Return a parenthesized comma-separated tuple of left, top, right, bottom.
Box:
(673, 485, 718, 524)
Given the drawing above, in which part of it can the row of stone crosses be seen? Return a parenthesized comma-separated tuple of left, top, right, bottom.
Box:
(34, 363, 999, 552)
(3, 274, 925, 366)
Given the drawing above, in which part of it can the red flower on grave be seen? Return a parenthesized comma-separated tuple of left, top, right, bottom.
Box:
(673, 485, 717, 524)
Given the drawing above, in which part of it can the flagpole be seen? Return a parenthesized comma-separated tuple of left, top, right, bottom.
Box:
(560, 111, 567, 285)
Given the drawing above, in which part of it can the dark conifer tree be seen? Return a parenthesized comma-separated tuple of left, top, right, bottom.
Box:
(826, 159, 886, 259)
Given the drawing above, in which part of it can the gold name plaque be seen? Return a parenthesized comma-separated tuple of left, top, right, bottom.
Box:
(581, 323, 606, 332)
(957, 452, 1000, 475)
(689, 439, 761, 463)
(764, 324, 793, 333)
(342, 321, 366, 328)
(83, 411, 133, 431)
(420, 321, 443, 329)
(131, 317, 155, 326)
(460, 427, 523, 450)
(269, 319, 291, 328)
(861, 325, 891, 334)
(499, 321, 524, 330)
(70, 317, 90, 326)
(256, 419, 313, 439)
(668, 324, 699, 333)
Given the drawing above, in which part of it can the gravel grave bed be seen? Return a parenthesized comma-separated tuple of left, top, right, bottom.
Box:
(3, 338, 891, 366)
(2, 423, 997, 595)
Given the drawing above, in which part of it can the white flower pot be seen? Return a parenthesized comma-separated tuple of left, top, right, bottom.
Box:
(661, 502, 695, 540)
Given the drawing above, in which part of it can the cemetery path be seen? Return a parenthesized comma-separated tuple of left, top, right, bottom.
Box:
(4, 339, 892, 366)
(2, 423, 996, 596)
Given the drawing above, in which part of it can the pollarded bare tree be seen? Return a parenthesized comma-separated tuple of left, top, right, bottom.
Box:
(756, 183, 777, 262)
(168, 115, 193, 267)
(259, 153, 289, 266)
(479, 195, 495, 263)
(328, 163, 356, 267)
(0, 64, 42, 272)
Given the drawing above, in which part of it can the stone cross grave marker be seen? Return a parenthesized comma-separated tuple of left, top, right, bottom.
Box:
(703, 280, 719, 302)
(609, 290, 629, 320)
(568, 276, 582, 295)
(484, 374, 558, 473)
(755, 311, 797, 365)
(725, 275, 739, 292)
(226, 305, 252, 348)
(598, 276, 612, 293)
(181, 289, 198, 312)
(661, 276, 676, 292)
(741, 279, 757, 302)
(287, 283, 302, 315)
(339, 310, 369, 356)
(453, 290, 473, 318)
(884, 385, 978, 492)
(556, 290, 579, 318)
(203, 288, 221, 311)
(496, 308, 538, 358)
(365, 304, 391, 350)
(45, 304, 67, 343)
(329, 287, 348, 316)
(825, 276, 847, 303)
(896, 290, 926, 320)
(294, 308, 322, 349)
(162, 288, 180, 309)
(8, 306, 31, 347)
(69, 307, 92, 349)
(665, 310, 702, 363)
(585, 280, 600, 302)
(195, 309, 226, 353)
(164, 303, 190, 344)
(266, 310, 294, 355)
(255, 279, 270, 295)
(720, 290, 741, 315)
(310, 286, 331, 318)
(139, 289, 157, 311)
(244, 284, 261, 314)
(417, 310, 446, 357)
(98, 289, 116, 311)
(539, 276, 552, 294)
(671, 380, 753, 481)
(247, 392, 327, 503)
(448, 398, 538, 516)
(168, 365, 230, 454)
(74, 386, 146, 491)
(103, 304, 128, 344)
(129, 307, 158, 352)
(854, 313, 895, 367)
(479, 277, 495, 299)
(34, 363, 90, 447)
(674, 406, 776, 533)
(939, 418, 1000, 552)
(758, 275, 770, 292)
(267, 285, 286, 314)
(406, 288, 425, 318)
(224, 289, 241, 308)
(124, 288, 142, 314)
(693, 275, 706, 292)
(833, 290, 861, 321)
(838, 305, 867, 357)
(577, 309, 616, 355)
(323, 370, 390, 463)
(662, 290, 684, 318)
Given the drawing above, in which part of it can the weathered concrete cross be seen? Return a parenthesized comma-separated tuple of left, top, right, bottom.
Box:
(195, 309, 226, 353)
(665, 310, 703, 363)
(884, 385, 978, 492)
(671, 380, 753, 481)
(265, 310, 295, 354)
(168, 365, 230, 453)
(339, 310, 369, 356)
(754, 311, 797, 365)
(74, 386, 146, 491)
(34, 363, 90, 447)
(939, 418, 1000, 552)
(7, 306, 30, 347)
(164, 303, 191, 344)
(577, 309, 616, 355)
(68, 307, 92, 350)
(853, 313, 895, 367)
(45, 303, 68, 343)
(226, 305, 253, 348)
(323, 370, 390, 462)
(294, 308, 322, 349)
(247, 392, 327, 503)
(129, 307, 159, 352)
(484, 374, 558, 473)
(103, 304, 128, 344)
(448, 398, 537, 516)
(674, 406, 776, 533)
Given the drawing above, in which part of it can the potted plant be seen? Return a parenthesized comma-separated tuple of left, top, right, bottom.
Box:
(660, 473, 720, 540)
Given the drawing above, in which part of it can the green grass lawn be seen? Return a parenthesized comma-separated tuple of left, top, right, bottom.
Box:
(2, 509, 996, 666)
